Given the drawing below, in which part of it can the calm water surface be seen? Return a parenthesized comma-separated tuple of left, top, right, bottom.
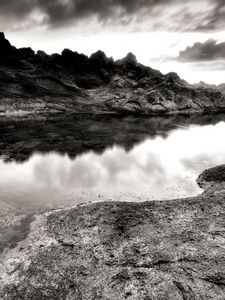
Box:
(1, 113, 225, 250)
(1, 113, 225, 215)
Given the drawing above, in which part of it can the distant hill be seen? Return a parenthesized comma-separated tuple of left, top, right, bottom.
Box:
(193, 81, 225, 95)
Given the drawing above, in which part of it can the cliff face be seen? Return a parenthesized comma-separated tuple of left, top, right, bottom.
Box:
(1, 165, 225, 299)
(0, 32, 225, 115)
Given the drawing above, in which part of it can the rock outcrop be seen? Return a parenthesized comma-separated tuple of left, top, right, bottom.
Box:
(0, 33, 16, 56)
(0, 32, 225, 116)
(1, 165, 225, 299)
(197, 164, 225, 194)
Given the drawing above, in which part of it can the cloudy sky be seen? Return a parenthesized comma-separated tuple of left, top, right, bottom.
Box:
(2, 0, 225, 84)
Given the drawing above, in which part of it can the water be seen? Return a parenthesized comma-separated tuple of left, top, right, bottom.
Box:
(1, 113, 225, 250)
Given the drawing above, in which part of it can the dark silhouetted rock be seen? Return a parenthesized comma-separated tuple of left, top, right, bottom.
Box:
(18, 47, 35, 58)
(0, 32, 16, 56)
(117, 52, 138, 65)
(89, 50, 109, 65)
(36, 50, 48, 58)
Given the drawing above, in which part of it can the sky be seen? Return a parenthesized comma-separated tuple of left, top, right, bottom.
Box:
(1, 0, 225, 84)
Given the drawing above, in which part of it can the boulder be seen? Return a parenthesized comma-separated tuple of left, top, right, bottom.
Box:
(197, 165, 225, 192)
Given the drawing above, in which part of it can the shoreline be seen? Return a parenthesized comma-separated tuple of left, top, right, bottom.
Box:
(1, 106, 225, 119)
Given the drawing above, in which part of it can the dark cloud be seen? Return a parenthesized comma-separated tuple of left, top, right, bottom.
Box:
(0, 0, 33, 18)
(194, 0, 225, 31)
(35, 0, 173, 26)
(0, 0, 171, 24)
(0, 0, 224, 32)
(178, 39, 225, 62)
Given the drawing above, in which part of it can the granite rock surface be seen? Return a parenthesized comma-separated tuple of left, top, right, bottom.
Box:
(1, 165, 225, 299)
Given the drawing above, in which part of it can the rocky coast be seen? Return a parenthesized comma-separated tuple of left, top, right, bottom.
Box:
(0, 32, 225, 116)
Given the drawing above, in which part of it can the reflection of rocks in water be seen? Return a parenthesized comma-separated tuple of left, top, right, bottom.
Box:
(1, 112, 225, 162)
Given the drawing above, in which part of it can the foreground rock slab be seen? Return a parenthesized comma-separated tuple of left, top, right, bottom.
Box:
(1, 166, 225, 299)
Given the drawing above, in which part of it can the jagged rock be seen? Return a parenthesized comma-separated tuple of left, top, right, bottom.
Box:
(89, 50, 111, 67)
(175, 95, 196, 110)
(0, 33, 225, 116)
(61, 48, 76, 59)
(111, 75, 135, 89)
(146, 90, 162, 104)
(112, 75, 125, 88)
(124, 78, 138, 88)
(61, 49, 89, 66)
(36, 50, 48, 58)
(117, 52, 137, 66)
(0, 32, 16, 56)
(17, 47, 35, 59)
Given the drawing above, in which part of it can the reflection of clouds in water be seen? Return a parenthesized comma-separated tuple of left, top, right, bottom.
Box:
(31, 149, 165, 192)
(181, 152, 225, 174)
(1, 121, 225, 211)
(31, 121, 225, 199)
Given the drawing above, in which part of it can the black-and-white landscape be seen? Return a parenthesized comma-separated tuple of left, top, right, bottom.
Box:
(1, 1, 225, 299)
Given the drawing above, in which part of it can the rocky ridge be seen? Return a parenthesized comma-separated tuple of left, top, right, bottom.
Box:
(1, 165, 225, 299)
(194, 81, 225, 96)
(0, 32, 225, 115)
